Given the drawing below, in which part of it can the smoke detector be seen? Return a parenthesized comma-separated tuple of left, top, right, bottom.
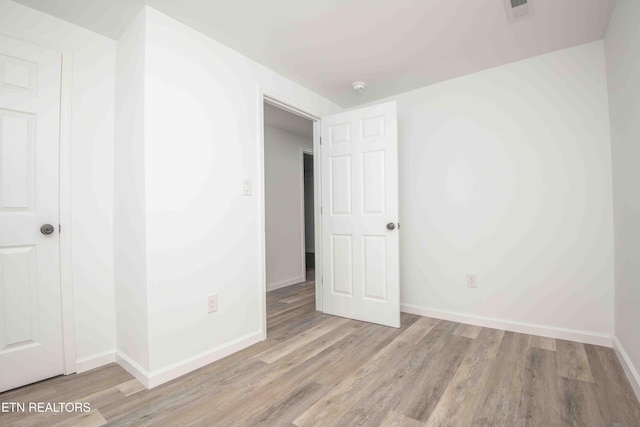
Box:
(504, 0, 534, 21)
(352, 81, 366, 93)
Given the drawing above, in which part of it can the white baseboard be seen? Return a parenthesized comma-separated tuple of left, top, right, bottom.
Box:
(115, 331, 263, 390)
(400, 304, 612, 347)
(75, 350, 116, 373)
(115, 351, 150, 388)
(267, 275, 305, 292)
(613, 336, 640, 402)
(146, 330, 263, 389)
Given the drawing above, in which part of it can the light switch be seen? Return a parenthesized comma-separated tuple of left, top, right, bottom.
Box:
(242, 178, 252, 196)
(208, 294, 218, 314)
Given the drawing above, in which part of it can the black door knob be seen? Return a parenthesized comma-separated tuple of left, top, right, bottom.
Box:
(386, 223, 395, 231)
(40, 224, 55, 235)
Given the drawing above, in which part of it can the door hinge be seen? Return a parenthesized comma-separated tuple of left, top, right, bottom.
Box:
(321, 206, 323, 214)
(59, 224, 61, 233)
(320, 137, 322, 145)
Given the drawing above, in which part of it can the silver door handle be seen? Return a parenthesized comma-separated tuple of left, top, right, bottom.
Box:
(40, 224, 55, 235)
(386, 223, 395, 231)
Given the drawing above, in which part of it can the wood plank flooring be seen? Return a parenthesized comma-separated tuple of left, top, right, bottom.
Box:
(1, 276, 639, 426)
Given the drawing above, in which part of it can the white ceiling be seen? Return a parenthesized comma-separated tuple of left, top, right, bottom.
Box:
(264, 103, 313, 139)
(13, 0, 616, 107)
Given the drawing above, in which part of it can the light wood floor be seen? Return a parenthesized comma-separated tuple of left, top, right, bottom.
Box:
(1, 277, 639, 426)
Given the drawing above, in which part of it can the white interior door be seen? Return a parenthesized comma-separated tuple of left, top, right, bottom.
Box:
(321, 101, 399, 328)
(0, 34, 63, 392)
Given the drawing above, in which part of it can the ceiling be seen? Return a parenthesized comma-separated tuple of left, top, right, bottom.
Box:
(13, 0, 616, 107)
(264, 103, 313, 139)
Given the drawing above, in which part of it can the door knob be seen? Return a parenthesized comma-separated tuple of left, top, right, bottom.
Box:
(40, 224, 55, 235)
(386, 222, 395, 231)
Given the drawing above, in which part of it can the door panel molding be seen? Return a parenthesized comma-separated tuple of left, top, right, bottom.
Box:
(0, 27, 76, 376)
(320, 101, 400, 328)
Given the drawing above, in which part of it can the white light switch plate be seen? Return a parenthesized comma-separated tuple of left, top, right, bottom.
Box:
(208, 295, 218, 314)
(242, 178, 252, 196)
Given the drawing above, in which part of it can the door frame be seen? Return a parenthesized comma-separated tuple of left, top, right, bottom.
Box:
(0, 28, 77, 374)
(257, 90, 323, 339)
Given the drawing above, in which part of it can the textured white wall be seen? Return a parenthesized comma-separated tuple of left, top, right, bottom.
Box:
(605, 0, 640, 397)
(142, 7, 340, 374)
(0, 0, 116, 366)
(264, 125, 312, 290)
(369, 42, 614, 339)
(114, 8, 149, 373)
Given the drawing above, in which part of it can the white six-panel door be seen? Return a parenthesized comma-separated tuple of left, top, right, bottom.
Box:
(321, 101, 399, 328)
(0, 34, 63, 392)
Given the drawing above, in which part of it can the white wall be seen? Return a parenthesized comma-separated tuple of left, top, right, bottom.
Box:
(114, 8, 149, 374)
(605, 0, 640, 398)
(264, 125, 312, 291)
(367, 42, 614, 342)
(123, 7, 340, 380)
(0, 0, 116, 367)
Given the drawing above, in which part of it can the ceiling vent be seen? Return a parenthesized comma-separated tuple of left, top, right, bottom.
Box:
(504, 0, 534, 21)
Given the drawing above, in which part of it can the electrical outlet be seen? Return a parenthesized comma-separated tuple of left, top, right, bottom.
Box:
(207, 294, 218, 314)
(466, 274, 477, 288)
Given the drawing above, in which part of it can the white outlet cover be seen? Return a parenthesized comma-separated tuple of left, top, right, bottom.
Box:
(466, 274, 477, 288)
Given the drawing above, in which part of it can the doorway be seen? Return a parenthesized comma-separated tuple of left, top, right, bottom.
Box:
(259, 96, 400, 335)
(303, 152, 315, 283)
(262, 100, 318, 335)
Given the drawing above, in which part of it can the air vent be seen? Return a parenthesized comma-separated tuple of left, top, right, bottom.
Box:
(504, 0, 534, 21)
